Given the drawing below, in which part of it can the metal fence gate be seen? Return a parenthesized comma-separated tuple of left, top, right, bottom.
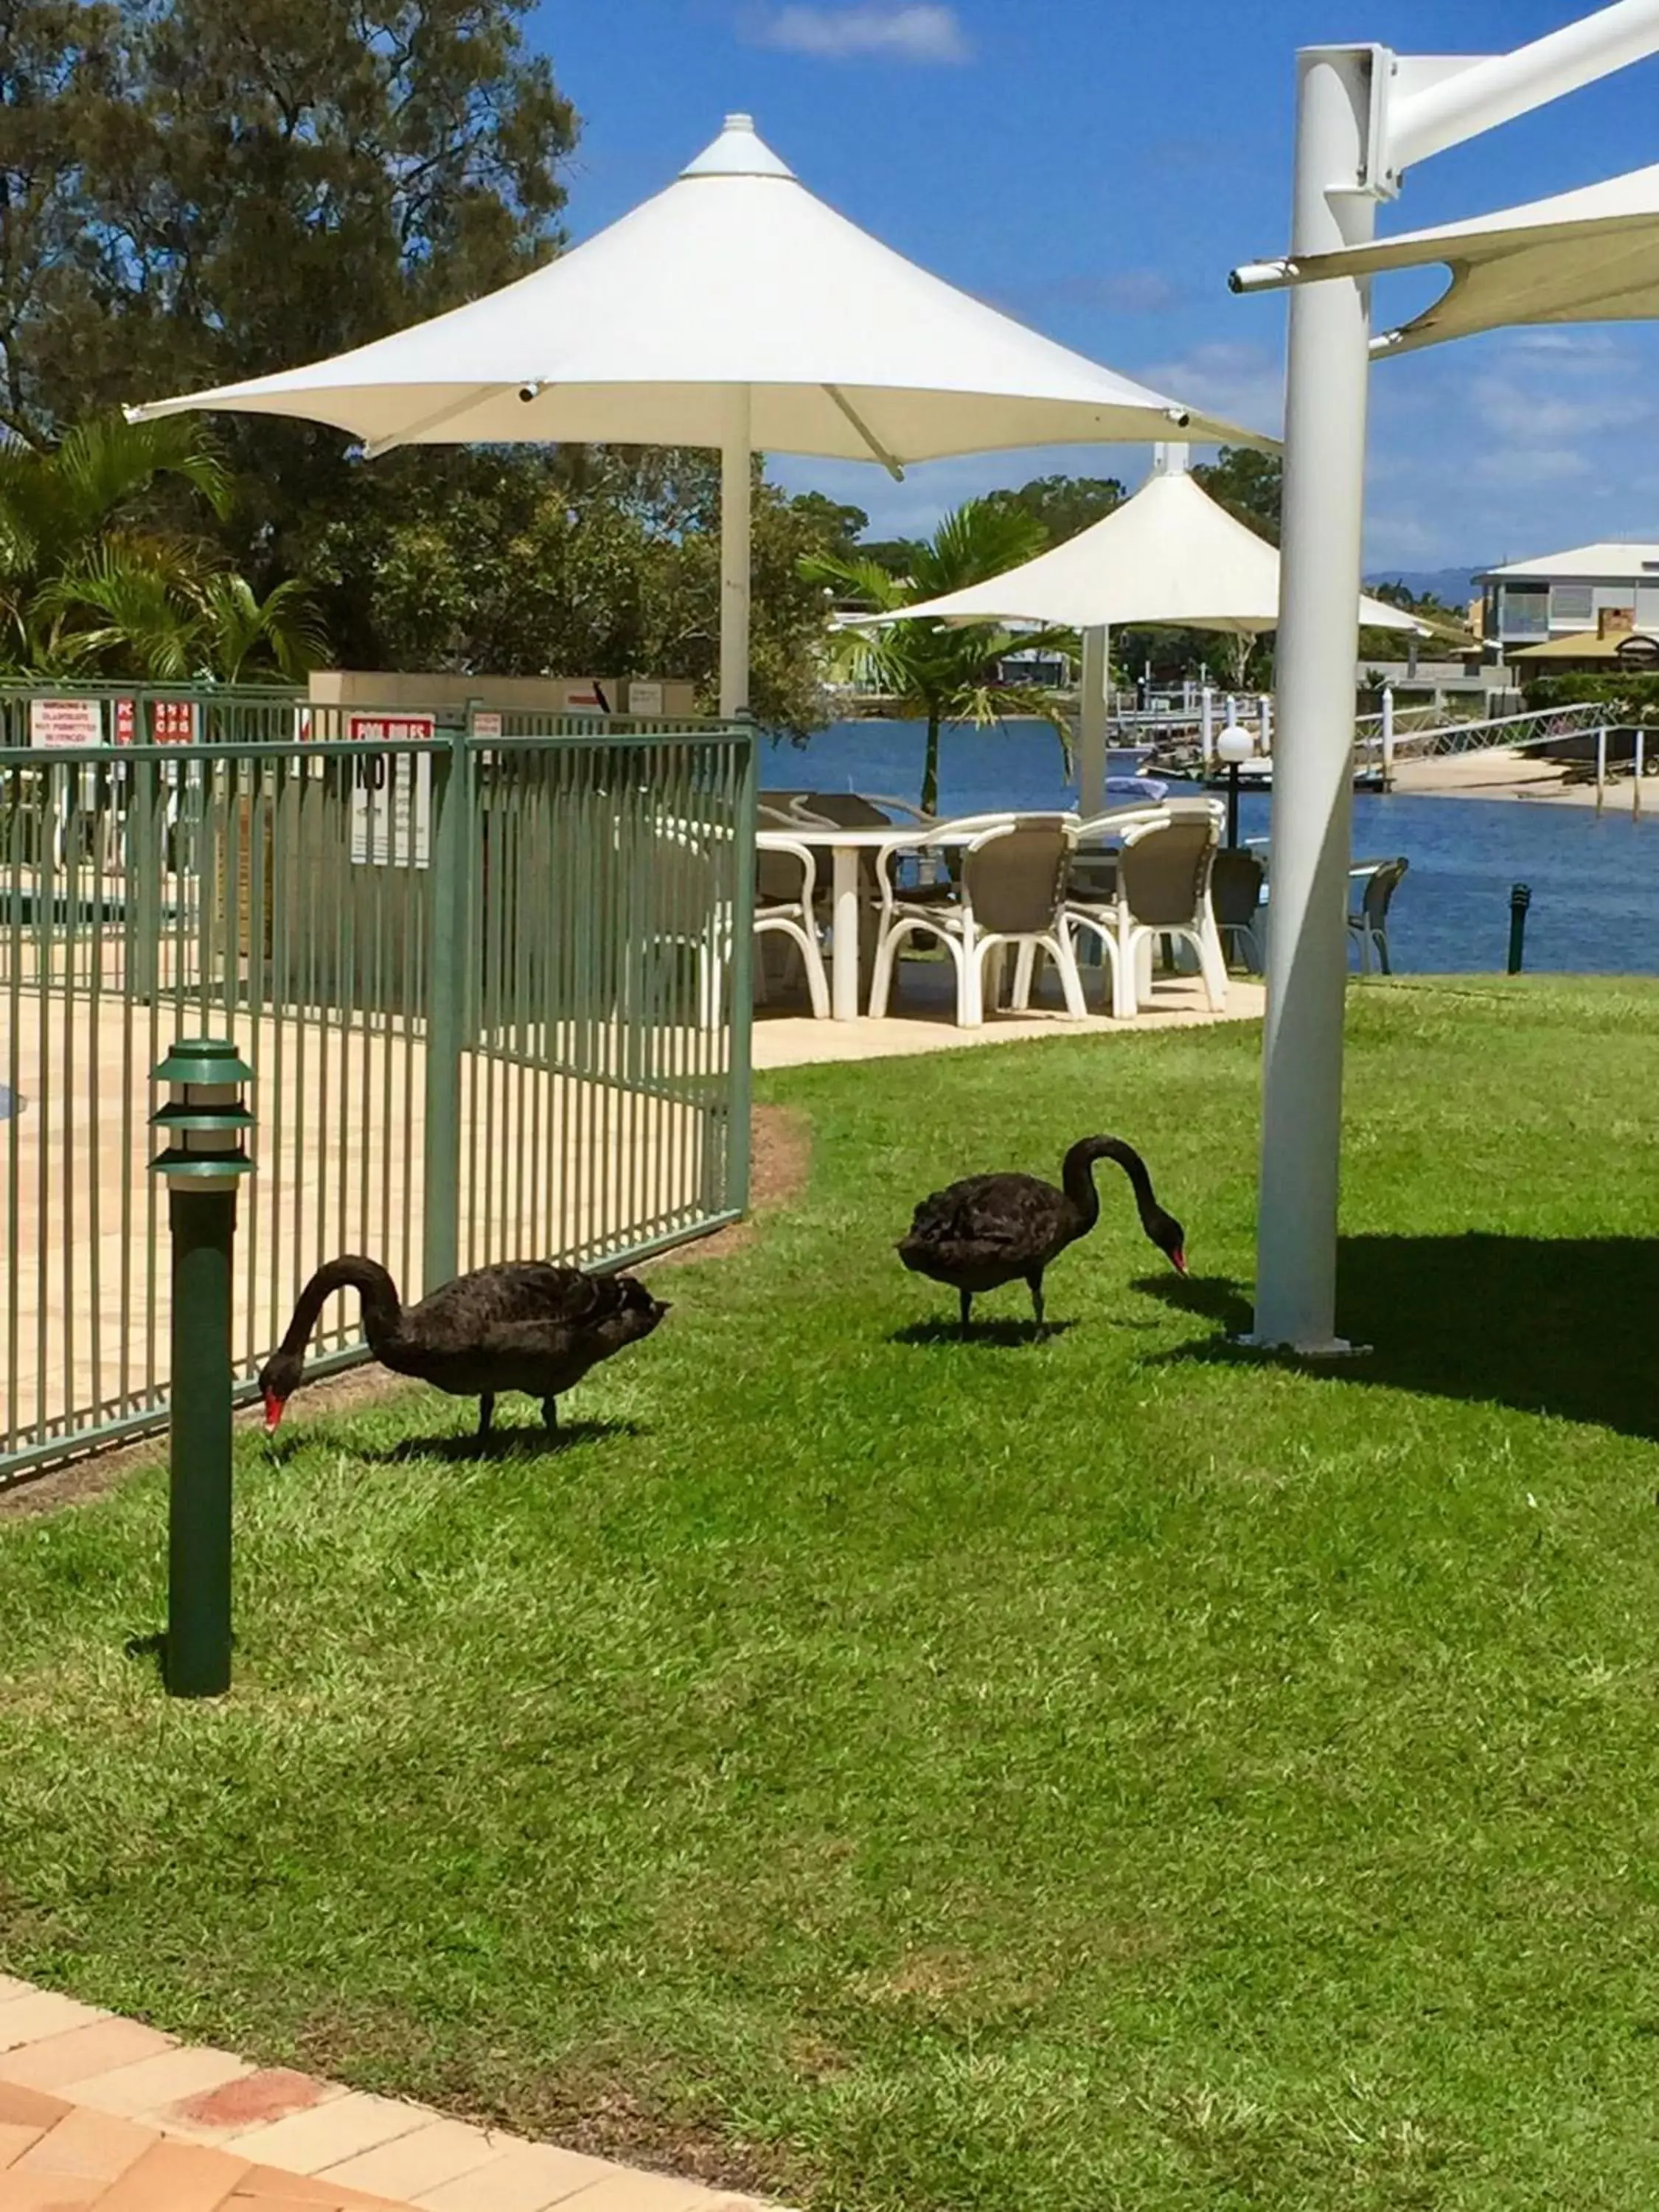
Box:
(1, 685, 756, 1478)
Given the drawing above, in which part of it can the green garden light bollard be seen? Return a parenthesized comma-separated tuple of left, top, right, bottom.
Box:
(1507, 883, 1532, 976)
(148, 1039, 255, 1698)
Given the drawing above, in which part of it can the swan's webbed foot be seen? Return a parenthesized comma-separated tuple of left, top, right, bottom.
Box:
(1026, 1270, 1046, 1334)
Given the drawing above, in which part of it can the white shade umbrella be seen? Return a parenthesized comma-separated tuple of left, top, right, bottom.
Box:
(128, 114, 1270, 715)
(1232, 160, 1659, 357)
(854, 458, 1423, 810)
(872, 466, 1425, 634)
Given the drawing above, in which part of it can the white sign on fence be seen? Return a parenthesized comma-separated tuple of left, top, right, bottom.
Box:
(29, 698, 102, 748)
(629, 681, 664, 717)
(347, 714, 435, 868)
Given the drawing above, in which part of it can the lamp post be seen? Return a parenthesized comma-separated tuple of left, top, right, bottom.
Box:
(1216, 720, 1255, 851)
(149, 1038, 255, 1698)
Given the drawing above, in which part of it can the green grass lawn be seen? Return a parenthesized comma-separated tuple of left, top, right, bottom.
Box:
(5, 978, 1659, 2211)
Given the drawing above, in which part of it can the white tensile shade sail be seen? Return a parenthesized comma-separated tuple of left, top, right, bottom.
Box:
(855, 462, 1423, 811)
(874, 467, 1425, 634)
(127, 113, 1270, 716)
(1238, 161, 1659, 356)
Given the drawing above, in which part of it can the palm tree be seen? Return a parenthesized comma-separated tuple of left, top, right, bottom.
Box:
(803, 499, 1071, 816)
(0, 414, 327, 681)
(36, 557, 330, 684)
(0, 415, 229, 577)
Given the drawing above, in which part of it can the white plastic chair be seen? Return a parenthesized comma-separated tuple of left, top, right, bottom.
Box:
(793, 790, 937, 830)
(754, 831, 830, 1018)
(1348, 857, 1408, 974)
(629, 820, 731, 1029)
(1065, 809, 1227, 1019)
(869, 814, 1088, 1028)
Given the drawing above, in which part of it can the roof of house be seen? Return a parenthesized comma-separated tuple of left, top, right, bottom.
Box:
(1506, 631, 1633, 661)
(1481, 543, 1659, 584)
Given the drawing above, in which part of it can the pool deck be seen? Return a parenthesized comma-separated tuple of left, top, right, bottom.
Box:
(2, 986, 716, 1470)
(753, 968, 1263, 1068)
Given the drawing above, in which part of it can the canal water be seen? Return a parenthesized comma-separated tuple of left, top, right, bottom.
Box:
(768, 719, 1659, 977)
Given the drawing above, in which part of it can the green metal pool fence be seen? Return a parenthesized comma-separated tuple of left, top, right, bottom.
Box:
(1, 684, 757, 1479)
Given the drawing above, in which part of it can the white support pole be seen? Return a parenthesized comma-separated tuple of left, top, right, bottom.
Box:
(1200, 686, 1216, 767)
(1259, 693, 1273, 755)
(1635, 726, 1645, 818)
(720, 385, 753, 721)
(1381, 686, 1396, 788)
(1596, 723, 1607, 810)
(1388, 0, 1659, 173)
(1252, 46, 1380, 1354)
(1079, 625, 1110, 815)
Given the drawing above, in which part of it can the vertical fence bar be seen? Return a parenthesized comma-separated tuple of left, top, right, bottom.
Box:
(424, 720, 471, 1291)
(4, 755, 21, 1455)
(726, 722, 758, 1217)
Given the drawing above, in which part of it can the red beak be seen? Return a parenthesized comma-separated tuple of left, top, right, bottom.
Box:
(1171, 1248, 1189, 1275)
(262, 1387, 285, 1433)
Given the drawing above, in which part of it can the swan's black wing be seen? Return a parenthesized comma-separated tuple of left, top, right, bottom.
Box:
(408, 1262, 649, 1345)
(900, 1173, 1069, 1270)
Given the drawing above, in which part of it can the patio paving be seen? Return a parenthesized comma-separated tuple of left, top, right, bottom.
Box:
(753, 968, 1264, 1068)
(0, 1979, 782, 2212)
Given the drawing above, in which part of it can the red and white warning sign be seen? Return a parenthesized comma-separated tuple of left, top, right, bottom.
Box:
(346, 713, 434, 868)
(29, 698, 102, 748)
(153, 700, 197, 744)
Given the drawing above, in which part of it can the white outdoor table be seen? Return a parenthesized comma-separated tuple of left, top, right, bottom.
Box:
(761, 822, 987, 1021)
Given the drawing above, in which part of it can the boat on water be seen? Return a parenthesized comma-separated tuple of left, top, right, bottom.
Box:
(1153, 753, 1385, 794)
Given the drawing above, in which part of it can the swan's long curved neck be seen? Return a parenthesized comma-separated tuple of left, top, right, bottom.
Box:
(1061, 1138, 1156, 1228)
(277, 1256, 406, 1363)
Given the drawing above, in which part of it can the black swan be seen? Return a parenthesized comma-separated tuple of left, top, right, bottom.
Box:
(258, 1256, 669, 1437)
(898, 1136, 1185, 1336)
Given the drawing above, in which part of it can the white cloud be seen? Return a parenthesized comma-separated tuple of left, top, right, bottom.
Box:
(746, 4, 971, 64)
(1504, 330, 1621, 358)
(1468, 445, 1593, 486)
(1467, 373, 1641, 445)
(1362, 511, 1448, 567)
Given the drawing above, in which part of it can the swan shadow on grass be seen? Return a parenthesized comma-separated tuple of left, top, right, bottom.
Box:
(890, 1317, 1078, 1349)
(376, 1417, 643, 1465)
(1136, 1234, 1659, 1446)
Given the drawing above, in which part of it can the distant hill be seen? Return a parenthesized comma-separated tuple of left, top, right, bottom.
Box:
(1363, 566, 1487, 606)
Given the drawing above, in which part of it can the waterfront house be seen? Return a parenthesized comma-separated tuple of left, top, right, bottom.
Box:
(1480, 541, 1659, 654)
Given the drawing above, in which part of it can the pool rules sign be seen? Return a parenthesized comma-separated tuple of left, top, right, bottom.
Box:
(346, 714, 434, 868)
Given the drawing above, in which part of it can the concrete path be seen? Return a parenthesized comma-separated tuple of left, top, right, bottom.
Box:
(0, 1979, 779, 2212)
(754, 971, 1264, 1069)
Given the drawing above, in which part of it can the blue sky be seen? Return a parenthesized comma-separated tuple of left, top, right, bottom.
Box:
(531, 2, 1659, 573)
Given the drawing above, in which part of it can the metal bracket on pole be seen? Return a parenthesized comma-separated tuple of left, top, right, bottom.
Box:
(1360, 44, 1402, 197)
(1366, 53, 1494, 193)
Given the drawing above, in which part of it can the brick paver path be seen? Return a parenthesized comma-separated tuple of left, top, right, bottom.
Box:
(0, 1980, 779, 2212)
